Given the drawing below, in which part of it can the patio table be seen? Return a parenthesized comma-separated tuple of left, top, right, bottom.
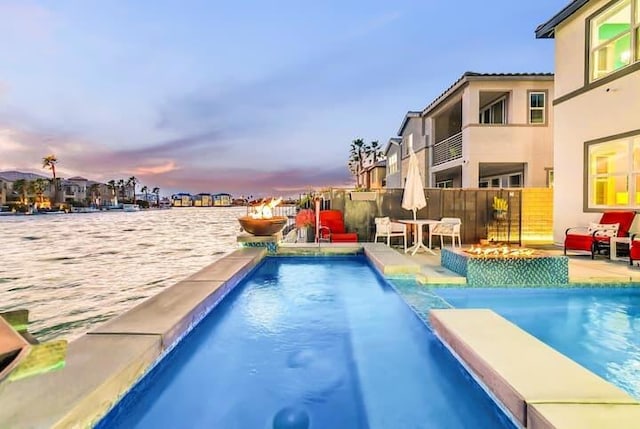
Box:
(397, 219, 440, 256)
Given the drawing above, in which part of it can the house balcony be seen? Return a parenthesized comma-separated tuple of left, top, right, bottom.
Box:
(432, 131, 463, 166)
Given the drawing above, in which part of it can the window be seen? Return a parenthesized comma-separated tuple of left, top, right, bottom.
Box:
(479, 98, 506, 124)
(589, 0, 639, 81)
(587, 133, 640, 208)
(436, 180, 453, 188)
(479, 177, 502, 188)
(388, 153, 398, 175)
(508, 173, 523, 188)
(529, 92, 546, 124)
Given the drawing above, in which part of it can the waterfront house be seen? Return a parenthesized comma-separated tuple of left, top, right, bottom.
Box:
(384, 137, 402, 188)
(172, 193, 192, 207)
(0, 177, 8, 205)
(62, 177, 88, 204)
(0, 171, 53, 205)
(536, 0, 640, 243)
(213, 193, 232, 207)
(419, 72, 554, 188)
(193, 193, 213, 207)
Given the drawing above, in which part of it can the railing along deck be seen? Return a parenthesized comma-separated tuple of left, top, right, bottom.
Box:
(432, 131, 463, 166)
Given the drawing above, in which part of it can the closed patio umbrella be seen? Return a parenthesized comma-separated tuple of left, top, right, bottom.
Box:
(402, 141, 426, 220)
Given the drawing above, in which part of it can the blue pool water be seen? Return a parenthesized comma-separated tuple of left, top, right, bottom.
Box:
(99, 257, 514, 428)
(430, 287, 640, 399)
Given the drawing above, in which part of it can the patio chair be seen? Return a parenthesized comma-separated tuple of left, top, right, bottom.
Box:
(429, 217, 462, 248)
(373, 217, 407, 251)
(318, 210, 358, 243)
(564, 211, 635, 259)
(629, 234, 640, 266)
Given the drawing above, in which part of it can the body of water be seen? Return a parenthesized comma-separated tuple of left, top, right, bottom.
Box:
(0, 207, 247, 341)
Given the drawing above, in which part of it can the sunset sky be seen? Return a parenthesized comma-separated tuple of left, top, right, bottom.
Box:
(1, 0, 562, 197)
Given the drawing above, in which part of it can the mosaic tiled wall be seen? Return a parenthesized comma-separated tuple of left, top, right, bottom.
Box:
(239, 241, 278, 254)
(441, 248, 569, 286)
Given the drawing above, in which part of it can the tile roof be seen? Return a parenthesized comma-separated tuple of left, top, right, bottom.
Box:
(535, 0, 589, 39)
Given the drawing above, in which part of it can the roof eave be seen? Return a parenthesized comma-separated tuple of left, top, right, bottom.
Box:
(396, 111, 421, 136)
(535, 0, 590, 39)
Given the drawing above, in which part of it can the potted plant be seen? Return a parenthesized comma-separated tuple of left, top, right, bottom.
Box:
(295, 209, 315, 242)
(492, 196, 508, 221)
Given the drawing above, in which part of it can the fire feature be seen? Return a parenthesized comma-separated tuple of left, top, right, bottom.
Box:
(238, 197, 287, 236)
(441, 246, 568, 286)
(464, 243, 538, 258)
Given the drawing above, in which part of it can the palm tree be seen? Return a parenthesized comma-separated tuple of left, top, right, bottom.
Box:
(89, 183, 100, 207)
(370, 140, 384, 163)
(32, 178, 48, 208)
(107, 180, 117, 206)
(348, 138, 371, 188)
(141, 185, 149, 206)
(13, 179, 29, 205)
(127, 176, 138, 203)
(42, 155, 58, 203)
(152, 187, 160, 207)
(117, 179, 125, 202)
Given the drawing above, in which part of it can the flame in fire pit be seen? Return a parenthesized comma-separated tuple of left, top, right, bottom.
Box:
(249, 197, 282, 219)
(464, 243, 537, 258)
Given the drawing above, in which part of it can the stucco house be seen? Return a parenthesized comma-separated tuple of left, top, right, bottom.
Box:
(420, 72, 554, 189)
(384, 138, 402, 188)
(397, 111, 427, 188)
(62, 176, 88, 203)
(360, 160, 387, 190)
(536, 0, 640, 244)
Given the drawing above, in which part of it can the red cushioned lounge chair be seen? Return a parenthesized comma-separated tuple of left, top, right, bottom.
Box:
(564, 211, 635, 259)
(318, 210, 358, 243)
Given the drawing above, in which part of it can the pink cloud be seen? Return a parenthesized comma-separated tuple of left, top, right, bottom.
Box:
(135, 161, 179, 175)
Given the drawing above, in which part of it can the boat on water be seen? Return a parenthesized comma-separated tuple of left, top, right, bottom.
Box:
(122, 204, 140, 212)
(70, 207, 100, 214)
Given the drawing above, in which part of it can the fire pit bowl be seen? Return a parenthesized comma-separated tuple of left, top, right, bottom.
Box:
(238, 216, 288, 236)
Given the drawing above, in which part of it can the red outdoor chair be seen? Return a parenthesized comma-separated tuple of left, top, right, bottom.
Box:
(564, 211, 635, 259)
(630, 235, 640, 266)
(318, 210, 358, 243)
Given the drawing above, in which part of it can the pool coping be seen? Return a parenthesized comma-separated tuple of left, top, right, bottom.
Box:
(0, 243, 424, 428)
(429, 309, 640, 429)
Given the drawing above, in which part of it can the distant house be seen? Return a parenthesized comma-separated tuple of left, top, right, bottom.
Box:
(0, 171, 53, 205)
(0, 177, 8, 205)
(193, 193, 213, 207)
(172, 193, 192, 207)
(62, 176, 88, 203)
(536, 0, 640, 243)
(397, 111, 427, 188)
(420, 72, 554, 188)
(384, 138, 402, 188)
(361, 160, 387, 190)
(213, 193, 232, 207)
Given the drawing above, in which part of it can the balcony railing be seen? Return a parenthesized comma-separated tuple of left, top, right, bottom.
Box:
(432, 131, 463, 166)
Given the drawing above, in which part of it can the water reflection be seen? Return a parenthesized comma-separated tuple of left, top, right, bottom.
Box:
(0, 207, 245, 341)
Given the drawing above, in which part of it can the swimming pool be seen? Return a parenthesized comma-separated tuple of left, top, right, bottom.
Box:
(98, 256, 514, 428)
(426, 286, 640, 399)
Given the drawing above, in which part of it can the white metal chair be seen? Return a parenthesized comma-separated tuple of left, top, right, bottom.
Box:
(373, 217, 407, 251)
(430, 217, 462, 248)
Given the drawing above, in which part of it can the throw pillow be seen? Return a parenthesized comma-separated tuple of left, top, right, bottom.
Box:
(587, 222, 619, 237)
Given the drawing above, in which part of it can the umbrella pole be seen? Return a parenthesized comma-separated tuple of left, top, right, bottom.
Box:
(413, 208, 417, 220)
